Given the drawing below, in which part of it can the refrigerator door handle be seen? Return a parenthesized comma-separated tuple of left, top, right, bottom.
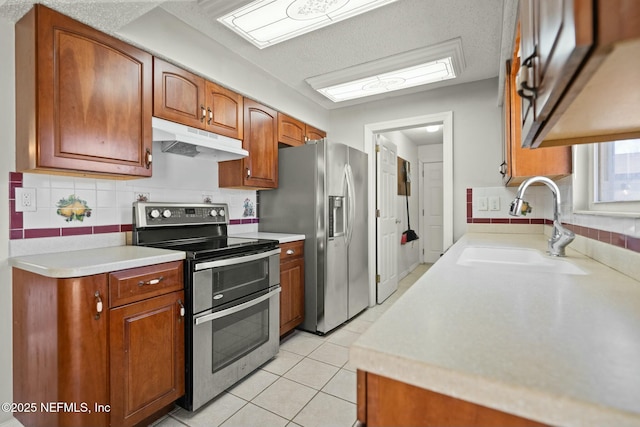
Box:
(345, 164, 356, 246)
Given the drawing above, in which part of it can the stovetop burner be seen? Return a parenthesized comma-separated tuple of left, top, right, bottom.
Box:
(150, 236, 277, 260)
(132, 202, 277, 260)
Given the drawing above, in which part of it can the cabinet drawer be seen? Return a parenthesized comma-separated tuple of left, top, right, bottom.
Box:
(280, 240, 304, 262)
(109, 261, 183, 307)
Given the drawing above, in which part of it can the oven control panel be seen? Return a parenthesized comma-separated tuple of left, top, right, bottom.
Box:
(134, 202, 229, 227)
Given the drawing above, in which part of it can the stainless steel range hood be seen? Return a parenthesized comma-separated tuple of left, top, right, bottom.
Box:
(152, 117, 248, 160)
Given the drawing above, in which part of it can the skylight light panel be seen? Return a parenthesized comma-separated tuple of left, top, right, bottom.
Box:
(218, 0, 399, 49)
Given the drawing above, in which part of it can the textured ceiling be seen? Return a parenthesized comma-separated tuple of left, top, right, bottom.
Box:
(0, 0, 517, 143)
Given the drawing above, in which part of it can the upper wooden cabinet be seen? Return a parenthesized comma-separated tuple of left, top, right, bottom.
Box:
(503, 26, 571, 186)
(277, 112, 326, 147)
(219, 98, 278, 189)
(153, 58, 243, 140)
(518, 0, 640, 148)
(15, 5, 153, 178)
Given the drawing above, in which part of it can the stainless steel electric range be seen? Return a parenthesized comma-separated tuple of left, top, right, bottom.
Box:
(132, 202, 281, 411)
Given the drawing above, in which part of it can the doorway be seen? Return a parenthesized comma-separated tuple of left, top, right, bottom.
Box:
(364, 112, 453, 306)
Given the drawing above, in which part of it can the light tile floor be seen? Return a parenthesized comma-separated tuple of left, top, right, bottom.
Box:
(154, 263, 431, 427)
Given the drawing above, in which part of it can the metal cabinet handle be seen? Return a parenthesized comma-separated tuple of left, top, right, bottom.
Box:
(200, 105, 206, 122)
(286, 249, 294, 255)
(94, 291, 103, 320)
(145, 149, 152, 169)
(246, 168, 251, 178)
(138, 276, 164, 286)
(207, 107, 213, 125)
(516, 49, 537, 102)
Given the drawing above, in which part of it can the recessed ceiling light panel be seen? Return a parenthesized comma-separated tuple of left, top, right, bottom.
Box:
(307, 38, 466, 102)
(317, 58, 456, 102)
(218, 0, 399, 49)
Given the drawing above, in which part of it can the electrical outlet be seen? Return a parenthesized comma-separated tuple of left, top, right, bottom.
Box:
(477, 196, 488, 211)
(489, 196, 501, 211)
(15, 187, 37, 212)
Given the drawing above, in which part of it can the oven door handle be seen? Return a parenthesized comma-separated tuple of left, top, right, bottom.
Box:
(194, 248, 281, 271)
(194, 286, 281, 325)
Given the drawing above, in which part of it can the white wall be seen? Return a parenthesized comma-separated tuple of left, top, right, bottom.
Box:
(329, 78, 503, 242)
(0, 17, 15, 424)
(379, 131, 420, 277)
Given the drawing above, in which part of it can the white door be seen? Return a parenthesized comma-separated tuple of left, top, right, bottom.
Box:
(423, 162, 444, 263)
(376, 135, 398, 303)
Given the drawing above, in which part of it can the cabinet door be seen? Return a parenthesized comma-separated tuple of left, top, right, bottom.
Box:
(16, 5, 153, 177)
(520, 0, 593, 147)
(110, 291, 185, 427)
(278, 113, 306, 146)
(153, 57, 206, 128)
(504, 57, 571, 187)
(205, 81, 244, 139)
(279, 241, 305, 336)
(306, 124, 326, 141)
(244, 99, 278, 188)
(13, 269, 109, 427)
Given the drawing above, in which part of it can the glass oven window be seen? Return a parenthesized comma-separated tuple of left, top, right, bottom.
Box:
(212, 297, 269, 373)
(212, 258, 268, 304)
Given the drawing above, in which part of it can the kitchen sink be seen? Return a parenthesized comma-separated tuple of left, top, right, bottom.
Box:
(456, 246, 587, 275)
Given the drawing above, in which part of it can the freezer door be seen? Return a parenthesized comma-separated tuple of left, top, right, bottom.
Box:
(319, 142, 349, 333)
(347, 147, 369, 318)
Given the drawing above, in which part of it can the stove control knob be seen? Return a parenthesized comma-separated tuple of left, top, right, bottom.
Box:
(149, 209, 160, 219)
(162, 209, 172, 218)
(209, 209, 218, 217)
(218, 209, 226, 217)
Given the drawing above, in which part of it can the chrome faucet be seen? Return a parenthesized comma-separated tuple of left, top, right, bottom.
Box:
(509, 176, 575, 257)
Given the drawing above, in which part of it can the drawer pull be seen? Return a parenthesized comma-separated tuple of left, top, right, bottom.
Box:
(286, 249, 295, 255)
(138, 276, 164, 286)
(95, 291, 103, 320)
(178, 299, 185, 318)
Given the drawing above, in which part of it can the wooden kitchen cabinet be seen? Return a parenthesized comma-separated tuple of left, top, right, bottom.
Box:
(277, 112, 326, 147)
(108, 261, 185, 427)
(279, 240, 305, 336)
(518, 0, 640, 148)
(219, 98, 278, 189)
(357, 371, 548, 427)
(13, 269, 110, 427)
(12, 260, 184, 427)
(15, 4, 153, 178)
(153, 58, 244, 140)
(502, 25, 571, 187)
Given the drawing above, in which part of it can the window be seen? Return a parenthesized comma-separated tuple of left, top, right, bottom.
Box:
(573, 139, 640, 215)
(595, 139, 640, 203)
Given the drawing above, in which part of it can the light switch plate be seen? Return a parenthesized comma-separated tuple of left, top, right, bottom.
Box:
(489, 196, 500, 211)
(477, 196, 488, 211)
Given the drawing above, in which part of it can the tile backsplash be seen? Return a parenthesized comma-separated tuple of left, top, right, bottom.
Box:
(468, 178, 640, 250)
(8, 145, 259, 248)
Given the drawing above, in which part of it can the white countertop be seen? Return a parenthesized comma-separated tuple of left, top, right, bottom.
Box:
(230, 232, 305, 244)
(350, 233, 640, 427)
(9, 246, 186, 278)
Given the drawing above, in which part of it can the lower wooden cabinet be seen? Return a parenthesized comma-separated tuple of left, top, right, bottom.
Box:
(12, 260, 184, 427)
(13, 269, 110, 427)
(110, 290, 185, 427)
(357, 371, 548, 427)
(279, 240, 305, 336)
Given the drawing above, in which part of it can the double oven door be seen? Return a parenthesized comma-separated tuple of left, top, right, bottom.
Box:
(188, 248, 280, 411)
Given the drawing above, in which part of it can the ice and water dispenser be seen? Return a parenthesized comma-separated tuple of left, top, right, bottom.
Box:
(328, 196, 345, 239)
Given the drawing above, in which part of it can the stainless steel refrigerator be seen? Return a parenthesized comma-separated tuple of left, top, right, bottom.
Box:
(259, 140, 369, 334)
